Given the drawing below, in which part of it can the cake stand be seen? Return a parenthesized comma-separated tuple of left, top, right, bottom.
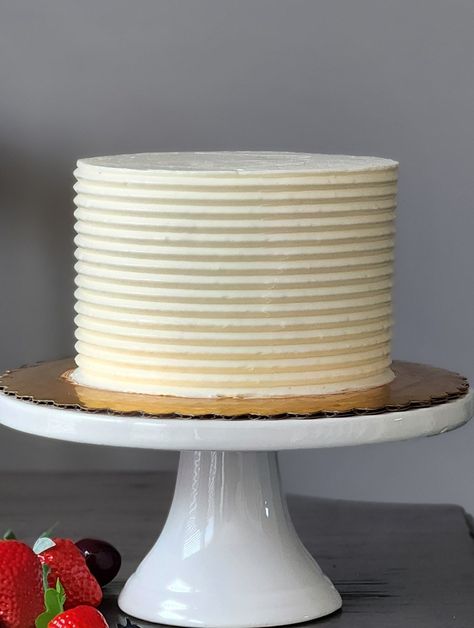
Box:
(0, 360, 472, 628)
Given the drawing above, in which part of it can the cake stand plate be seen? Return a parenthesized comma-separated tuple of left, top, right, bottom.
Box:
(0, 362, 472, 628)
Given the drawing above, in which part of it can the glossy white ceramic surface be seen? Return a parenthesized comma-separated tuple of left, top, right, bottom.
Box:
(119, 450, 341, 626)
(0, 391, 472, 451)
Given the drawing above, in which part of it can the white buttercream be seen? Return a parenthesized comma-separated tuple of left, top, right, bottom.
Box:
(77, 151, 397, 175)
(73, 151, 397, 397)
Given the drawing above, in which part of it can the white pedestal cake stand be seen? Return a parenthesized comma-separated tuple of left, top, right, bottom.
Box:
(0, 362, 472, 628)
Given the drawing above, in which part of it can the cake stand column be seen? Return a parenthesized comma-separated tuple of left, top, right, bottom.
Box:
(118, 450, 341, 627)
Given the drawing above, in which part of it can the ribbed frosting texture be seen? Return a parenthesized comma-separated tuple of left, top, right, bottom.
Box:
(73, 151, 398, 397)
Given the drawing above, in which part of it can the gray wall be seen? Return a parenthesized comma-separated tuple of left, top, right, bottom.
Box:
(1, 1, 474, 508)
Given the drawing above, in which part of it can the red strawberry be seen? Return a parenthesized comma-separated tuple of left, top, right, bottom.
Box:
(0, 539, 44, 628)
(47, 606, 108, 627)
(38, 539, 102, 609)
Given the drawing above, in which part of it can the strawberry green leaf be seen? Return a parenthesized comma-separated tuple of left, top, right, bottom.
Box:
(35, 579, 66, 628)
(56, 579, 66, 605)
(33, 537, 56, 555)
(3, 529, 16, 540)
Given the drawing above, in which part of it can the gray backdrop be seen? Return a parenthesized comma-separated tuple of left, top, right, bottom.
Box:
(1, 0, 474, 510)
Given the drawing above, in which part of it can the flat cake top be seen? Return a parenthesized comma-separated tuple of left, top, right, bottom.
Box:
(77, 151, 398, 176)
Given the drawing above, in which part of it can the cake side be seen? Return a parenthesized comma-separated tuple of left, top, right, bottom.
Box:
(72, 151, 397, 397)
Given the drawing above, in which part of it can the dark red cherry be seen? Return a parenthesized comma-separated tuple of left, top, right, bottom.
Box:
(75, 538, 122, 586)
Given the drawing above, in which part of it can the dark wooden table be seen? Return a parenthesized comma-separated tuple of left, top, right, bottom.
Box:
(1, 472, 473, 627)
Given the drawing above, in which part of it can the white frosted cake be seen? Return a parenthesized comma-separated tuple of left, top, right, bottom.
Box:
(72, 151, 398, 397)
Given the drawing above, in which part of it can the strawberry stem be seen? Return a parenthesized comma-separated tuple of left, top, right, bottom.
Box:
(42, 564, 50, 592)
(39, 522, 59, 539)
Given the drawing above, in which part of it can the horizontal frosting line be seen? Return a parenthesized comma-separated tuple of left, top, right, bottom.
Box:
(72, 366, 394, 396)
(74, 174, 398, 190)
(75, 282, 391, 308)
(74, 353, 392, 384)
(75, 288, 391, 316)
(75, 220, 395, 242)
(74, 233, 394, 255)
(75, 260, 392, 283)
(74, 273, 393, 297)
(74, 283, 391, 305)
(75, 243, 394, 264)
(75, 274, 392, 301)
(75, 221, 396, 238)
(74, 300, 392, 329)
(74, 208, 395, 229)
(75, 193, 397, 211)
(75, 170, 398, 185)
(74, 196, 398, 212)
(74, 194, 397, 215)
(75, 326, 391, 355)
(73, 166, 398, 183)
(75, 247, 394, 271)
(75, 340, 389, 371)
(75, 168, 397, 185)
(75, 313, 392, 343)
(74, 181, 397, 205)
(74, 167, 398, 188)
(74, 180, 397, 201)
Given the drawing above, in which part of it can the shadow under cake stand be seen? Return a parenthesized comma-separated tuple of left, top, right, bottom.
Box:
(0, 360, 472, 628)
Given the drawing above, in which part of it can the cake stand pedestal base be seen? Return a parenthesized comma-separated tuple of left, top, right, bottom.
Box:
(119, 450, 341, 627)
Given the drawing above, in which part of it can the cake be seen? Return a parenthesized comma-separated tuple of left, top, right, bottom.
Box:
(72, 151, 398, 398)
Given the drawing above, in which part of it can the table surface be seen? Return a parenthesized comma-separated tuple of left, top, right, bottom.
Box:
(1, 472, 474, 627)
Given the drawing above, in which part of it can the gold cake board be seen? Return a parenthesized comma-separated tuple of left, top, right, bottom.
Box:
(0, 358, 469, 420)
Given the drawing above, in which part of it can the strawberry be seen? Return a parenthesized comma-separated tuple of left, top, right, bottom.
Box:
(0, 537, 44, 628)
(37, 539, 102, 609)
(48, 606, 108, 627)
(35, 580, 108, 628)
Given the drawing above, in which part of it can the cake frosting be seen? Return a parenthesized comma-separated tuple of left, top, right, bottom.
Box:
(72, 151, 398, 397)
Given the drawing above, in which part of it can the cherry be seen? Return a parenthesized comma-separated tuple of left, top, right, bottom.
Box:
(75, 538, 121, 587)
